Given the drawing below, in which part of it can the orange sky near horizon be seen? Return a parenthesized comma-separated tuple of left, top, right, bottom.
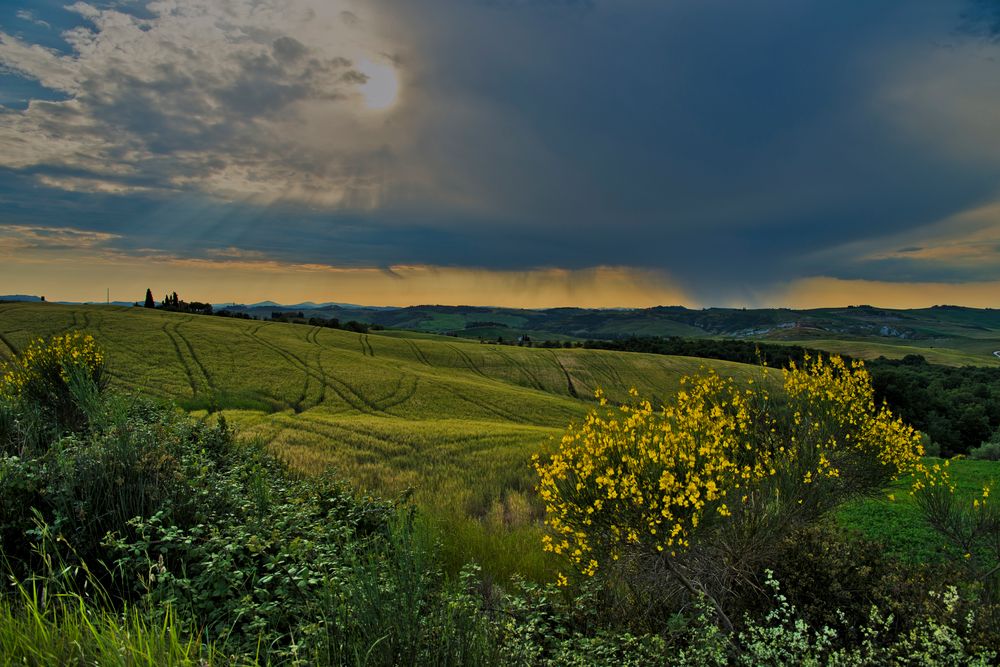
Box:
(2, 251, 998, 310)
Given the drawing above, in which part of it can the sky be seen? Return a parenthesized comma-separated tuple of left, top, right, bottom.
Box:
(2, 0, 1000, 308)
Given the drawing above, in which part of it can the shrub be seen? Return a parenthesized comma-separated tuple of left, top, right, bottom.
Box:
(0, 338, 498, 662)
(764, 522, 963, 648)
(533, 355, 925, 627)
(735, 574, 996, 666)
(0, 333, 106, 436)
(969, 440, 1000, 461)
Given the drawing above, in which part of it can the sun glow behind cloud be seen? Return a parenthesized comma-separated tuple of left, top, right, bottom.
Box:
(0, 0, 408, 208)
(357, 57, 400, 110)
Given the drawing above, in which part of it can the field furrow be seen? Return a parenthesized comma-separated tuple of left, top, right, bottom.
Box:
(242, 326, 311, 412)
(162, 321, 199, 397)
(405, 339, 432, 366)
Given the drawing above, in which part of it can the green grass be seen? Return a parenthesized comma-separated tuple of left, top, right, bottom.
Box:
(0, 586, 226, 666)
(837, 458, 1000, 563)
(0, 302, 755, 580)
(766, 336, 1000, 368)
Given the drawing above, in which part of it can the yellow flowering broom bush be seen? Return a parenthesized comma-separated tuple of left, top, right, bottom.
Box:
(0, 332, 107, 431)
(534, 355, 926, 626)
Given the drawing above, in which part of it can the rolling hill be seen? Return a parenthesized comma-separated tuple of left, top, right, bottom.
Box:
(0, 302, 756, 577)
(218, 302, 1000, 366)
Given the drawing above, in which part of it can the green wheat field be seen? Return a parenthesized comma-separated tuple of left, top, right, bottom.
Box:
(0, 302, 761, 577)
(1, 301, 993, 579)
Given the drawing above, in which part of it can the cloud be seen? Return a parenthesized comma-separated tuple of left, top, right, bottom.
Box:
(796, 199, 1000, 284)
(204, 246, 269, 260)
(4, 1, 1000, 308)
(878, 37, 1000, 165)
(34, 174, 158, 194)
(15, 10, 51, 30)
(0, 223, 120, 255)
(0, 0, 406, 206)
(0, 236, 690, 307)
(761, 276, 1000, 310)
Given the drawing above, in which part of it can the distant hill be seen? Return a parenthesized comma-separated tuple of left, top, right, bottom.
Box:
(213, 302, 1000, 365)
(0, 295, 43, 302)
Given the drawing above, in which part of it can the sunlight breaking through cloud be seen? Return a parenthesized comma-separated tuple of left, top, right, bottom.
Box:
(0, 0, 405, 207)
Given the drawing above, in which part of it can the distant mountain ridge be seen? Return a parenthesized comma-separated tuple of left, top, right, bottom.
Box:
(215, 302, 1000, 347)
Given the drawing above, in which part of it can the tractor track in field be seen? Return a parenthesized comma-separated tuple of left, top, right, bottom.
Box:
(375, 374, 419, 411)
(405, 339, 432, 366)
(105, 369, 171, 399)
(304, 327, 328, 405)
(291, 415, 515, 459)
(91, 310, 107, 336)
(63, 311, 78, 333)
(246, 326, 383, 415)
(427, 431, 527, 449)
(592, 353, 627, 391)
(549, 351, 579, 398)
(296, 359, 418, 415)
(438, 384, 532, 424)
(161, 321, 199, 397)
(446, 344, 489, 379)
(0, 305, 27, 322)
(358, 334, 375, 357)
(286, 415, 403, 453)
(81, 311, 93, 332)
(492, 348, 546, 391)
(242, 327, 310, 412)
(297, 414, 419, 445)
(175, 318, 217, 395)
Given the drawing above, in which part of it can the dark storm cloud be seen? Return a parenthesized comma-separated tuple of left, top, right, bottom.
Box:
(3, 0, 1000, 304)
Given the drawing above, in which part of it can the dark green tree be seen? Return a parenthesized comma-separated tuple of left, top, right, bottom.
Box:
(144, 288, 155, 308)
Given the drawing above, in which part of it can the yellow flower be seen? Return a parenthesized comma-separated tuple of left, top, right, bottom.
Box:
(534, 355, 923, 579)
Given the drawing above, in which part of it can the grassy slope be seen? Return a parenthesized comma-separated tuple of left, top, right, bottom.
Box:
(837, 459, 1000, 563)
(766, 337, 1000, 368)
(0, 302, 753, 577)
(758, 307, 1000, 367)
(4, 303, 995, 576)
